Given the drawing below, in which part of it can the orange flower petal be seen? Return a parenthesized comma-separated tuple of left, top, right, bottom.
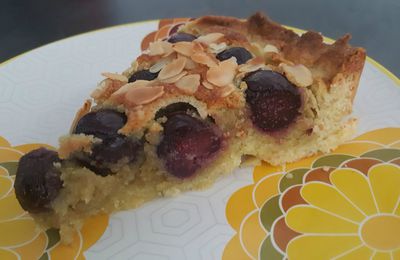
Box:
(222, 235, 252, 260)
(13, 232, 47, 260)
(225, 185, 256, 231)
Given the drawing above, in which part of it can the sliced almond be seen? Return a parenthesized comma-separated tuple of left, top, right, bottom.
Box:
(219, 83, 236, 97)
(111, 80, 151, 97)
(158, 57, 187, 80)
(161, 71, 188, 83)
(206, 57, 238, 87)
(263, 44, 279, 53)
(125, 85, 164, 105)
(101, 72, 128, 82)
(184, 58, 198, 70)
(173, 42, 195, 57)
(209, 42, 228, 53)
(191, 52, 218, 67)
(175, 74, 200, 94)
(195, 33, 224, 45)
(280, 63, 313, 87)
(149, 56, 174, 73)
(192, 42, 205, 52)
(238, 57, 266, 73)
(202, 80, 214, 90)
(148, 41, 174, 56)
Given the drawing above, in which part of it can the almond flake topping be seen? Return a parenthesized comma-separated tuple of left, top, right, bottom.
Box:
(175, 74, 200, 94)
(101, 72, 128, 82)
(158, 57, 187, 80)
(191, 52, 218, 67)
(202, 80, 214, 90)
(219, 83, 236, 97)
(206, 57, 238, 87)
(280, 63, 313, 87)
(209, 42, 228, 53)
(111, 80, 151, 97)
(263, 44, 279, 53)
(125, 85, 164, 106)
(148, 41, 173, 56)
(238, 57, 265, 73)
(161, 71, 188, 83)
(173, 42, 195, 57)
(149, 56, 174, 73)
(195, 33, 224, 45)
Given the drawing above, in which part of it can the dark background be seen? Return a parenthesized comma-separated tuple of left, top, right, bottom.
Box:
(1, 0, 399, 76)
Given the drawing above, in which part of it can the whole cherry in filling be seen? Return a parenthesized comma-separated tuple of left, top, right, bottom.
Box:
(128, 69, 159, 83)
(74, 109, 142, 176)
(157, 113, 223, 178)
(74, 109, 127, 139)
(167, 32, 197, 43)
(216, 47, 253, 65)
(14, 148, 63, 213)
(244, 70, 302, 132)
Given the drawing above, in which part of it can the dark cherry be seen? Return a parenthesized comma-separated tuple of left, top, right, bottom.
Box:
(157, 113, 223, 178)
(78, 135, 143, 177)
(128, 69, 159, 83)
(155, 102, 198, 119)
(216, 47, 253, 65)
(244, 70, 301, 132)
(167, 32, 197, 43)
(14, 148, 62, 213)
(74, 109, 127, 139)
(91, 135, 142, 165)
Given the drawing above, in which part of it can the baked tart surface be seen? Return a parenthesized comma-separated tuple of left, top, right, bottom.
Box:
(14, 13, 366, 242)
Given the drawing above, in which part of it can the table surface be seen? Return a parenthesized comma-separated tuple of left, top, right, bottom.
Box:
(1, 0, 399, 76)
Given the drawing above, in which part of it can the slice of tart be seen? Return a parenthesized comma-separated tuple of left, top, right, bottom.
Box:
(14, 12, 366, 242)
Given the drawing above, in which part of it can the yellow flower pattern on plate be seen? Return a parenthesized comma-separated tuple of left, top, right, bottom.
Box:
(223, 128, 400, 260)
(0, 136, 109, 260)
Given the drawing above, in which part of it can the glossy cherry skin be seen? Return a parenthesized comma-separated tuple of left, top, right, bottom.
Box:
(167, 32, 197, 43)
(74, 109, 127, 140)
(216, 47, 253, 65)
(128, 69, 159, 83)
(157, 113, 223, 178)
(14, 148, 63, 213)
(244, 70, 301, 132)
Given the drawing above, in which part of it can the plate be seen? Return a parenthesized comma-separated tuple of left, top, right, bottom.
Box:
(0, 19, 399, 260)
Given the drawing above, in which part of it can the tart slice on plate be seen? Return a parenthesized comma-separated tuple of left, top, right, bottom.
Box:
(14, 12, 366, 242)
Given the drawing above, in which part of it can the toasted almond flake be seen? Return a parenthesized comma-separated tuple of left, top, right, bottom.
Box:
(149, 56, 174, 73)
(195, 33, 224, 45)
(184, 58, 198, 70)
(191, 52, 218, 67)
(219, 83, 236, 97)
(238, 57, 265, 73)
(209, 42, 228, 53)
(158, 57, 187, 80)
(101, 72, 128, 82)
(206, 57, 238, 87)
(148, 41, 173, 56)
(263, 44, 279, 53)
(202, 80, 214, 90)
(280, 63, 313, 87)
(173, 42, 195, 56)
(148, 41, 164, 56)
(125, 85, 164, 105)
(175, 74, 200, 94)
(161, 71, 188, 83)
(193, 42, 205, 52)
(111, 80, 151, 97)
